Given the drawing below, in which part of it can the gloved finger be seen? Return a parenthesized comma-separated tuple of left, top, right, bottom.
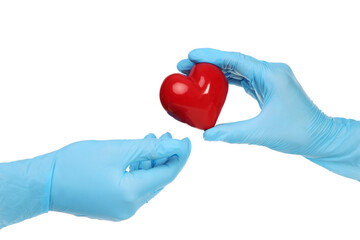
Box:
(187, 48, 265, 82)
(137, 160, 152, 170)
(135, 133, 158, 170)
(122, 138, 191, 170)
(144, 133, 157, 139)
(142, 132, 174, 168)
(178, 59, 246, 88)
(203, 118, 264, 145)
(159, 132, 172, 140)
(149, 132, 173, 168)
(151, 157, 168, 168)
(125, 138, 191, 195)
(177, 59, 195, 75)
(131, 134, 157, 171)
(129, 161, 140, 171)
(145, 159, 170, 169)
(149, 137, 188, 168)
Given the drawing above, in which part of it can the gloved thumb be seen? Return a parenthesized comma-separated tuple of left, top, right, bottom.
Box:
(203, 118, 263, 145)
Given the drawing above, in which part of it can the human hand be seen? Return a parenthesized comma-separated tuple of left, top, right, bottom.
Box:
(177, 48, 360, 180)
(129, 132, 176, 171)
(50, 133, 191, 221)
(0, 133, 191, 228)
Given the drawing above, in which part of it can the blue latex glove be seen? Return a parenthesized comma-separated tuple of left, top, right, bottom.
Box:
(130, 132, 175, 170)
(178, 48, 360, 180)
(0, 133, 191, 229)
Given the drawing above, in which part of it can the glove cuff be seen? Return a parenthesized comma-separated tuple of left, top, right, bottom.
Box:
(305, 118, 360, 180)
(0, 151, 56, 229)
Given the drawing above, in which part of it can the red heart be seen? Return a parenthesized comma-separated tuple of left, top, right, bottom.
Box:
(160, 63, 228, 130)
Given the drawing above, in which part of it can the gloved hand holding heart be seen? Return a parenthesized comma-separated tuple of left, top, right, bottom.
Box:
(160, 63, 228, 130)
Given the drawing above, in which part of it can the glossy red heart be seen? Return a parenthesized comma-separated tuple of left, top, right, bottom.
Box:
(160, 63, 228, 130)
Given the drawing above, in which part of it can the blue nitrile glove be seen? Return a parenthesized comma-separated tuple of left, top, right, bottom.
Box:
(130, 132, 175, 170)
(178, 48, 360, 180)
(0, 133, 191, 229)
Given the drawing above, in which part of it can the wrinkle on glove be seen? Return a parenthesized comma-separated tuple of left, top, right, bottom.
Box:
(178, 48, 360, 180)
(0, 152, 55, 229)
(0, 133, 191, 229)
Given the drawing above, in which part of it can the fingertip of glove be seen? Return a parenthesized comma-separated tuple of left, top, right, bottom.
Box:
(188, 49, 201, 62)
(203, 129, 217, 141)
(144, 133, 157, 139)
(177, 60, 185, 72)
(182, 137, 191, 148)
(177, 59, 194, 74)
(180, 137, 192, 158)
(159, 132, 172, 140)
(188, 48, 219, 62)
(165, 132, 172, 138)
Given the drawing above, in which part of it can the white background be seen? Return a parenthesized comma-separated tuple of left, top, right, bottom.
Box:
(1, 0, 360, 239)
